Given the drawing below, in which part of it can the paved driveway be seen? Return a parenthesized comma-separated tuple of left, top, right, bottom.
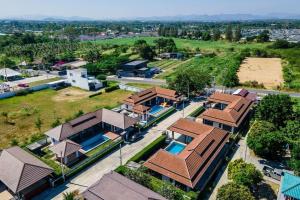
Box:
(34, 101, 202, 200)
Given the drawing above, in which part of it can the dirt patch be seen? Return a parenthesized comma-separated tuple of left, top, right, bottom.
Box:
(238, 57, 283, 89)
(53, 87, 93, 102)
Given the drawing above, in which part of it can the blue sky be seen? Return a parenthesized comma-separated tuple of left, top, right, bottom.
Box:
(0, 0, 299, 19)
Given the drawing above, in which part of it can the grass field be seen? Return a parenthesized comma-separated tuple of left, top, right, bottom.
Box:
(28, 77, 62, 87)
(87, 37, 270, 52)
(126, 83, 156, 89)
(0, 87, 131, 149)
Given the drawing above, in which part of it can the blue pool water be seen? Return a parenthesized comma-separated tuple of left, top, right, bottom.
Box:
(80, 134, 110, 152)
(149, 105, 164, 115)
(165, 141, 186, 155)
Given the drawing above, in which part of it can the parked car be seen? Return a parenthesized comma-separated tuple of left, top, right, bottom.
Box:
(129, 134, 144, 143)
(17, 83, 29, 88)
(262, 166, 283, 181)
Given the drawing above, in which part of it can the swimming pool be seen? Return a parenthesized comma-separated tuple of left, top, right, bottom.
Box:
(80, 134, 110, 152)
(149, 105, 164, 115)
(165, 141, 186, 155)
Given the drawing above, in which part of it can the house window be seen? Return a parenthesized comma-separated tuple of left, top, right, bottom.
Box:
(72, 80, 76, 83)
(70, 73, 73, 76)
(223, 124, 233, 132)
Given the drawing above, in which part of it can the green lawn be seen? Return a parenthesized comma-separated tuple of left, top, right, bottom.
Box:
(0, 88, 131, 149)
(88, 37, 269, 51)
(28, 77, 62, 87)
(126, 83, 156, 89)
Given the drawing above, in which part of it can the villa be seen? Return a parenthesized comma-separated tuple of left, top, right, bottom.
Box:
(144, 118, 230, 191)
(82, 171, 166, 200)
(122, 87, 182, 121)
(197, 91, 254, 133)
(0, 146, 53, 200)
(45, 108, 138, 154)
(117, 60, 152, 78)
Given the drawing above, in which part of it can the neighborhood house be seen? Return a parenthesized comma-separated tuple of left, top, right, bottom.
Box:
(144, 118, 230, 191)
(198, 91, 254, 133)
(117, 60, 152, 78)
(0, 68, 22, 81)
(278, 172, 300, 200)
(0, 146, 53, 200)
(122, 87, 182, 121)
(66, 68, 103, 91)
(45, 108, 138, 154)
(82, 171, 166, 200)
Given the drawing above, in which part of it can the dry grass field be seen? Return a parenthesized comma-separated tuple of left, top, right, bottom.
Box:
(238, 57, 284, 89)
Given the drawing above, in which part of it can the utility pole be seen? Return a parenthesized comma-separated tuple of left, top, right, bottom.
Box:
(119, 143, 123, 166)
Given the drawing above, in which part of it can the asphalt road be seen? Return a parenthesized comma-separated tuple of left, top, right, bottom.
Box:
(107, 76, 300, 97)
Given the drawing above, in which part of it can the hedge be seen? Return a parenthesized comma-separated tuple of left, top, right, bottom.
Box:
(105, 85, 120, 92)
(128, 135, 167, 163)
(89, 91, 102, 98)
(188, 106, 205, 117)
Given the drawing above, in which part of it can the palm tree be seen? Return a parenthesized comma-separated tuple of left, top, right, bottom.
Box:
(63, 192, 75, 200)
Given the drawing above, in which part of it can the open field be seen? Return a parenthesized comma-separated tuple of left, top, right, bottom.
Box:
(28, 77, 62, 87)
(87, 37, 270, 52)
(126, 83, 156, 89)
(238, 57, 284, 89)
(0, 88, 131, 149)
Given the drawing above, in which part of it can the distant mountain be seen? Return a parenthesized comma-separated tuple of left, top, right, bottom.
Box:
(132, 13, 300, 22)
(2, 13, 300, 22)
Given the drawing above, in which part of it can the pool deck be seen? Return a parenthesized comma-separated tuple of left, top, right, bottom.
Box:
(104, 131, 120, 140)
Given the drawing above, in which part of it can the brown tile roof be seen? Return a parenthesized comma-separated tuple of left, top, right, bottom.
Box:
(45, 108, 138, 141)
(123, 87, 181, 106)
(144, 119, 229, 188)
(132, 105, 150, 114)
(49, 139, 81, 158)
(82, 171, 166, 200)
(199, 92, 253, 127)
(0, 146, 53, 193)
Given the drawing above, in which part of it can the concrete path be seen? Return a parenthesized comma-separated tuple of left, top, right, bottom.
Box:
(34, 101, 202, 200)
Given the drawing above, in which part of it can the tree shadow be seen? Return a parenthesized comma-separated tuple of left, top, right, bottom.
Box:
(254, 182, 277, 200)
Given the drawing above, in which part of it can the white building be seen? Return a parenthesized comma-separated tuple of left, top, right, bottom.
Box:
(67, 68, 103, 91)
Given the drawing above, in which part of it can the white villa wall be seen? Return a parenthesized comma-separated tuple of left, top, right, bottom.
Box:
(67, 69, 90, 90)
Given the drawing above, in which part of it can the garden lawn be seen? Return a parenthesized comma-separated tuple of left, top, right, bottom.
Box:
(28, 77, 62, 87)
(0, 88, 131, 149)
(126, 83, 156, 89)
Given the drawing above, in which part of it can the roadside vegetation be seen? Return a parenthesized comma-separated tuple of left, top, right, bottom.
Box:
(247, 94, 300, 174)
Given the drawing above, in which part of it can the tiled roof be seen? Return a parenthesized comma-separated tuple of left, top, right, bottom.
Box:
(123, 87, 181, 106)
(82, 171, 166, 200)
(199, 92, 253, 127)
(281, 173, 300, 199)
(0, 147, 53, 193)
(132, 105, 150, 114)
(49, 139, 81, 157)
(45, 109, 138, 141)
(144, 119, 229, 188)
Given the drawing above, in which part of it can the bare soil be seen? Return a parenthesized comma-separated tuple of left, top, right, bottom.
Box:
(238, 57, 283, 89)
(53, 87, 92, 102)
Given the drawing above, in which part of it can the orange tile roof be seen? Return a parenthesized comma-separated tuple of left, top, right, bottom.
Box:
(144, 119, 229, 188)
(123, 87, 181, 107)
(199, 92, 253, 127)
(132, 105, 150, 114)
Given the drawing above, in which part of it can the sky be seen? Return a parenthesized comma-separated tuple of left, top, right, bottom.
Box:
(0, 0, 300, 19)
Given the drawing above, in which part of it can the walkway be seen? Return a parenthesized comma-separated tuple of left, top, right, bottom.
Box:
(34, 101, 202, 200)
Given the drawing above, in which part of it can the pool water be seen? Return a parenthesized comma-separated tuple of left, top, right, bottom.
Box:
(80, 134, 110, 152)
(165, 141, 186, 155)
(149, 105, 164, 115)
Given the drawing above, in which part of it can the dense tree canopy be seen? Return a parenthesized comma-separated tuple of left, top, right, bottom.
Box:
(167, 67, 211, 97)
(247, 121, 286, 159)
(217, 182, 255, 200)
(255, 94, 295, 128)
(228, 159, 263, 188)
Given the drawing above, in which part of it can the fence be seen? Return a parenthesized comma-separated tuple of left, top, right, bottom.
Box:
(0, 84, 49, 100)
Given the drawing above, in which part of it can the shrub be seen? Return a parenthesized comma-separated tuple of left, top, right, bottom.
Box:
(96, 74, 107, 80)
(242, 80, 265, 89)
(129, 135, 166, 163)
(15, 89, 32, 96)
(105, 85, 119, 93)
(89, 91, 102, 98)
(217, 182, 254, 200)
